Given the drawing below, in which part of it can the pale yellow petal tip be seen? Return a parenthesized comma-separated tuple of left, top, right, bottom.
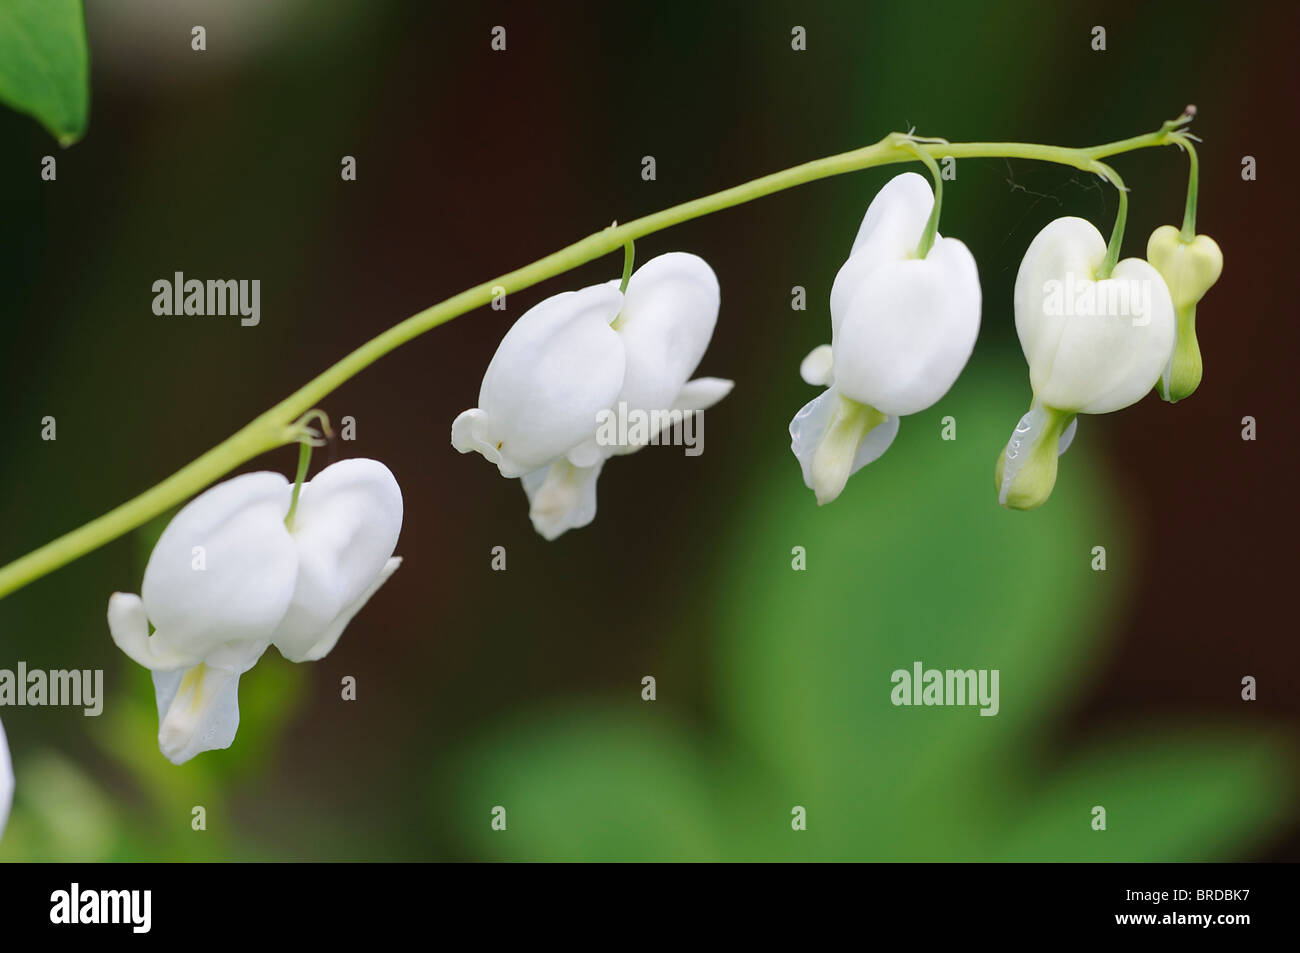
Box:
(799, 344, 834, 386)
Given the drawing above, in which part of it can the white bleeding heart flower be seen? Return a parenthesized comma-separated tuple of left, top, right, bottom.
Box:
(996, 216, 1175, 509)
(452, 252, 732, 540)
(107, 458, 403, 764)
(791, 172, 981, 504)
(0, 716, 12, 842)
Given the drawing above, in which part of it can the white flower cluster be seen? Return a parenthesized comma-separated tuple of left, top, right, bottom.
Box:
(54, 171, 1217, 782)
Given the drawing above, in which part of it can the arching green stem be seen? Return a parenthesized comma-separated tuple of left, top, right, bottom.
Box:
(0, 114, 1197, 601)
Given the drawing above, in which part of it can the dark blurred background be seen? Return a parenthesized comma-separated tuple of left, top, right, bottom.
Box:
(0, 0, 1296, 860)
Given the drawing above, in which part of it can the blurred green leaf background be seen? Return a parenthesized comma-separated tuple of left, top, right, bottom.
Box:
(449, 363, 1290, 860)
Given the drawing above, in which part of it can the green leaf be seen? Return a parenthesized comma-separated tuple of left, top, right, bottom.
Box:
(0, 0, 89, 145)
(451, 706, 725, 861)
(989, 732, 1293, 861)
(713, 362, 1122, 857)
(449, 364, 1289, 860)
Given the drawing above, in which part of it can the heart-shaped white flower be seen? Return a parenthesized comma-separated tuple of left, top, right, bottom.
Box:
(997, 216, 1176, 509)
(107, 458, 403, 764)
(453, 252, 732, 539)
(791, 172, 981, 504)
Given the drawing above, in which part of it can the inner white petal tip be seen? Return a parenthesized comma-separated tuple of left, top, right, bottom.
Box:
(153, 664, 242, 765)
(566, 438, 602, 469)
(1058, 416, 1078, 455)
(790, 390, 899, 501)
(522, 461, 602, 541)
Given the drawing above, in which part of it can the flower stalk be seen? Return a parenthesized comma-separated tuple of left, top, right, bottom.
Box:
(0, 114, 1199, 600)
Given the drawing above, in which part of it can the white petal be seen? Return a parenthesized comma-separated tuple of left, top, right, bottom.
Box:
(831, 236, 981, 416)
(600, 377, 735, 458)
(294, 557, 402, 663)
(0, 716, 12, 842)
(565, 436, 604, 469)
(1053, 259, 1175, 414)
(107, 592, 197, 671)
(271, 459, 403, 663)
(450, 408, 501, 467)
(153, 642, 265, 765)
(847, 172, 935, 257)
(1058, 416, 1078, 455)
(671, 376, 734, 414)
(611, 252, 721, 419)
(137, 472, 298, 668)
(1014, 217, 1176, 414)
(521, 459, 603, 540)
(830, 172, 935, 336)
(655, 376, 736, 442)
(1014, 216, 1107, 391)
(789, 388, 899, 497)
(799, 344, 834, 386)
(457, 284, 625, 478)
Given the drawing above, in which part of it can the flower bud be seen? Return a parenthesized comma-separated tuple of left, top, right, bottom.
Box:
(1146, 225, 1223, 402)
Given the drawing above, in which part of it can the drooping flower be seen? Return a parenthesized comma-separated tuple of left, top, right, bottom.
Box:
(452, 252, 732, 539)
(107, 458, 403, 764)
(0, 716, 12, 841)
(791, 172, 981, 504)
(996, 216, 1175, 509)
(1146, 225, 1223, 402)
